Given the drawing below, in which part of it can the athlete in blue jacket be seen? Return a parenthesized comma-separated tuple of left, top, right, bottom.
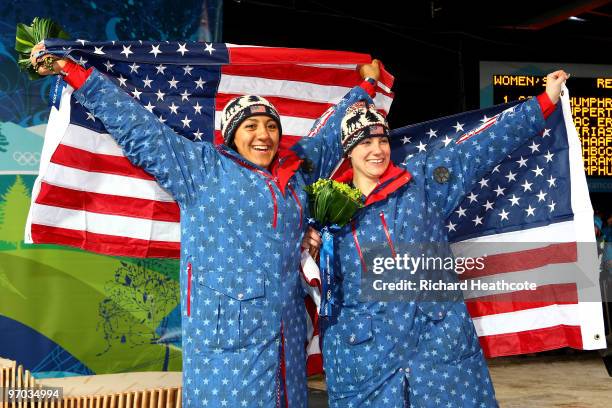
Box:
(318, 70, 568, 407)
(31, 45, 382, 407)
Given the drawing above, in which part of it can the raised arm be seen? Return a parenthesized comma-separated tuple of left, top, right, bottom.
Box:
(31, 44, 214, 204)
(435, 70, 568, 216)
(292, 60, 381, 183)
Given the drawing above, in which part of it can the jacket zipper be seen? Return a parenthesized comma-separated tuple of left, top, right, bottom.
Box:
(287, 183, 303, 230)
(379, 210, 397, 257)
(279, 321, 289, 408)
(351, 220, 367, 274)
(266, 180, 278, 229)
(187, 262, 192, 317)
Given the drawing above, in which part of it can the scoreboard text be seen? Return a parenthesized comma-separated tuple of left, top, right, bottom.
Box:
(493, 75, 612, 177)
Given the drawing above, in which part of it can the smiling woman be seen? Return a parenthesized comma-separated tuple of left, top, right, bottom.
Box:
(318, 70, 569, 408)
(348, 136, 391, 196)
(234, 116, 280, 168)
(219, 94, 283, 168)
(341, 103, 391, 196)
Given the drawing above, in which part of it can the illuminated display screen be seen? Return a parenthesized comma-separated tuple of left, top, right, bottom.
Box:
(492, 75, 611, 176)
(480, 62, 612, 180)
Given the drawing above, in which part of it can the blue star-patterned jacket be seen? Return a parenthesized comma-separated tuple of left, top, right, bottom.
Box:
(322, 97, 547, 407)
(72, 68, 373, 408)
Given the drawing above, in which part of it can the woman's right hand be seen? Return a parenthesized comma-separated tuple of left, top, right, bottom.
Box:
(30, 42, 66, 75)
(301, 227, 322, 260)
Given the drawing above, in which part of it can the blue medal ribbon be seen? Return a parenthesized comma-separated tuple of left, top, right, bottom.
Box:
(49, 75, 65, 110)
(318, 224, 340, 318)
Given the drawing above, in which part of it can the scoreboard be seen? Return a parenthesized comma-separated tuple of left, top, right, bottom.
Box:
(480, 62, 612, 180)
(493, 75, 611, 177)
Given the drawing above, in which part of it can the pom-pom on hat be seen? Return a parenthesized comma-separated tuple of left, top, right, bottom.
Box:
(220, 95, 282, 145)
(341, 101, 389, 155)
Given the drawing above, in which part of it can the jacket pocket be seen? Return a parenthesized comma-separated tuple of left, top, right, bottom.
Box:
(417, 301, 479, 362)
(191, 255, 266, 350)
(332, 314, 381, 386)
(416, 301, 449, 322)
(197, 257, 266, 301)
(343, 314, 373, 346)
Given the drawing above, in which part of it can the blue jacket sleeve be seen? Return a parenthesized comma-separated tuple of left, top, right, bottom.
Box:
(291, 86, 373, 184)
(72, 69, 216, 205)
(426, 97, 547, 218)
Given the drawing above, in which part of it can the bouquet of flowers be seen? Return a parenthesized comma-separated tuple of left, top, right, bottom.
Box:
(304, 178, 363, 227)
(304, 178, 363, 316)
(15, 17, 69, 79)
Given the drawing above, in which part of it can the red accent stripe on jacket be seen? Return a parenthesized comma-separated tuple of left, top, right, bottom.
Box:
(379, 211, 397, 257)
(287, 184, 303, 230)
(351, 220, 367, 274)
(266, 180, 278, 229)
(187, 262, 192, 317)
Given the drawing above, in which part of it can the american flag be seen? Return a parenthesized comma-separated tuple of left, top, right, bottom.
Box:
(301, 88, 606, 366)
(25, 40, 394, 256)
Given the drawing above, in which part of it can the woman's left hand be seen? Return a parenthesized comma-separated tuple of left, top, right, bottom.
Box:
(545, 70, 570, 104)
(359, 59, 381, 82)
(301, 227, 322, 260)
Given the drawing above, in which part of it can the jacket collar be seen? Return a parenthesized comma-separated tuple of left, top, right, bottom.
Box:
(216, 145, 302, 195)
(270, 149, 303, 194)
(333, 160, 412, 206)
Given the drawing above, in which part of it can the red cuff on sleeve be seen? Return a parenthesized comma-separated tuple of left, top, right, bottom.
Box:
(537, 92, 556, 119)
(359, 80, 377, 97)
(62, 60, 93, 90)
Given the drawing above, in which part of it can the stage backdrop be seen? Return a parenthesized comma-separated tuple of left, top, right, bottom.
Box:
(0, 0, 220, 377)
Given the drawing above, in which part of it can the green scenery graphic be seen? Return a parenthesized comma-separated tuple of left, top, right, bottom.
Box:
(0, 108, 182, 375)
(0, 174, 182, 375)
(0, 176, 30, 249)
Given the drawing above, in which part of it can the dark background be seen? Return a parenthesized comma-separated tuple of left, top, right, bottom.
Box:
(224, 0, 612, 128)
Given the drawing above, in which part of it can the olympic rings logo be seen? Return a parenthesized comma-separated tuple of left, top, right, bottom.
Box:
(13, 152, 40, 166)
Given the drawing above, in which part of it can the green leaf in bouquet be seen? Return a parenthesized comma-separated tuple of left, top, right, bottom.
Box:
(315, 181, 333, 225)
(17, 57, 31, 68)
(305, 178, 328, 222)
(15, 17, 70, 80)
(30, 17, 70, 43)
(328, 191, 362, 226)
(15, 23, 36, 53)
(305, 178, 363, 227)
(17, 58, 40, 80)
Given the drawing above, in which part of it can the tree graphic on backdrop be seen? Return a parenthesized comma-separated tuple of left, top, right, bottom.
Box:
(0, 176, 31, 249)
(98, 259, 180, 371)
(0, 129, 8, 153)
